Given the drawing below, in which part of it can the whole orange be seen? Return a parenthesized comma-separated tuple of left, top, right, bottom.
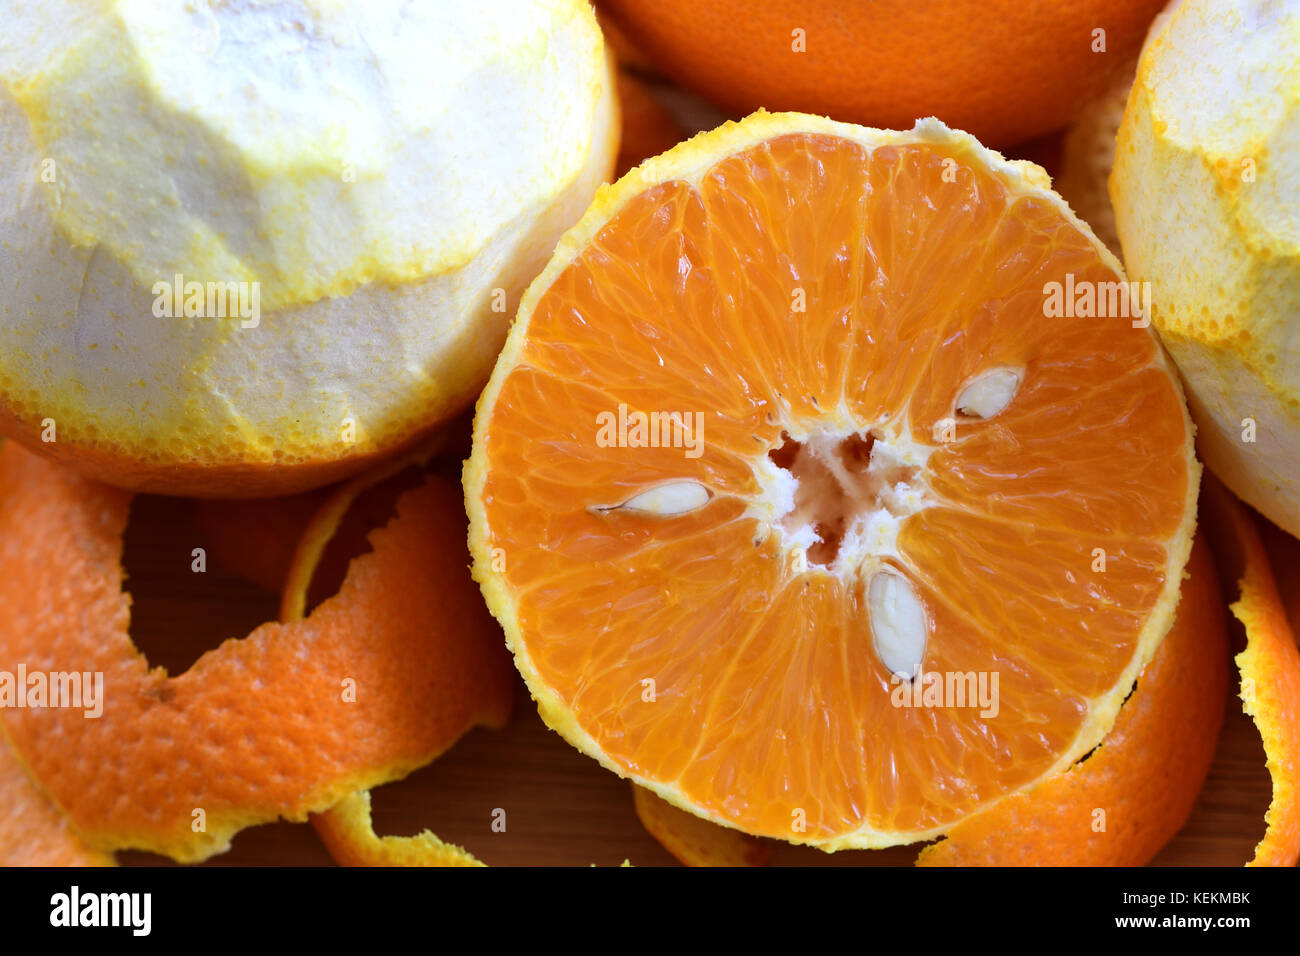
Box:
(598, 0, 1167, 146)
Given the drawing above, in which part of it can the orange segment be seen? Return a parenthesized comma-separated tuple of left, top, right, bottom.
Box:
(1200, 475, 1300, 867)
(0, 442, 515, 862)
(467, 112, 1198, 849)
(633, 785, 770, 867)
(0, 725, 114, 867)
(917, 534, 1227, 865)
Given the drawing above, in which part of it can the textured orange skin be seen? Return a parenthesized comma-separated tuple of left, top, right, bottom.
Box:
(0, 402, 441, 498)
(633, 785, 771, 867)
(0, 727, 114, 867)
(0, 443, 515, 862)
(1200, 476, 1300, 867)
(598, 0, 1167, 146)
(917, 535, 1227, 866)
(261, 452, 515, 867)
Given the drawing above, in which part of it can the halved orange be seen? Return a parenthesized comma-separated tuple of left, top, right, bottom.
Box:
(467, 111, 1198, 848)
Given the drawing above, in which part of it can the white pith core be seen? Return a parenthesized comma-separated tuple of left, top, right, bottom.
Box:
(752, 422, 938, 677)
(756, 425, 936, 576)
(590, 371, 1023, 679)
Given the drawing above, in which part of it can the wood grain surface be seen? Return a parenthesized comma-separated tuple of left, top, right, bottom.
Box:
(106, 490, 1274, 868)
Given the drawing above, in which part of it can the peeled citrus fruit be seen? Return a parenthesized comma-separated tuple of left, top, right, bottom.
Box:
(1111, 0, 1300, 539)
(467, 111, 1199, 849)
(0, 0, 617, 497)
(0, 442, 514, 861)
(597, 0, 1166, 146)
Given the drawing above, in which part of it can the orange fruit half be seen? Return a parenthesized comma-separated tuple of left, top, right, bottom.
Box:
(467, 111, 1199, 849)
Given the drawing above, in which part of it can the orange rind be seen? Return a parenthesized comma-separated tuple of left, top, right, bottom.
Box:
(291, 459, 514, 867)
(632, 785, 770, 867)
(313, 791, 485, 868)
(1200, 475, 1300, 867)
(0, 724, 114, 867)
(0, 442, 515, 862)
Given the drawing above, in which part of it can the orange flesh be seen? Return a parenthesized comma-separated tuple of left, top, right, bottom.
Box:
(917, 535, 1227, 866)
(478, 133, 1192, 842)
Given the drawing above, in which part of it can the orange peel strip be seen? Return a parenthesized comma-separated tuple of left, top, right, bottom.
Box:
(312, 790, 483, 867)
(633, 785, 772, 867)
(0, 723, 114, 867)
(294, 457, 513, 867)
(0, 442, 515, 862)
(917, 534, 1227, 865)
(1200, 475, 1300, 866)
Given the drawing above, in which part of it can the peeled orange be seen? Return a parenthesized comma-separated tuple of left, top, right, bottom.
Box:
(467, 111, 1198, 848)
(1111, 0, 1300, 539)
(0, 0, 617, 496)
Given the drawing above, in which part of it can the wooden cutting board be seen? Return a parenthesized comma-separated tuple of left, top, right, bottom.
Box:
(110, 492, 1273, 867)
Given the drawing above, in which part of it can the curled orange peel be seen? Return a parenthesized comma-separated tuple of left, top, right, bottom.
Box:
(917, 535, 1227, 866)
(0, 722, 113, 867)
(0, 442, 513, 862)
(633, 785, 771, 867)
(1200, 475, 1300, 866)
(312, 790, 484, 867)
(289, 457, 514, 867)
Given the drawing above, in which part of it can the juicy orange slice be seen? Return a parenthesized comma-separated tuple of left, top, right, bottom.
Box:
(0, 725, 114, 867)
(1200, 476, 1300, 866)
(917, 534, 1227, 865)
(633, 785, 770, 866)
(467, 111, 1198, 848)
(0, 442, 514, 862)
